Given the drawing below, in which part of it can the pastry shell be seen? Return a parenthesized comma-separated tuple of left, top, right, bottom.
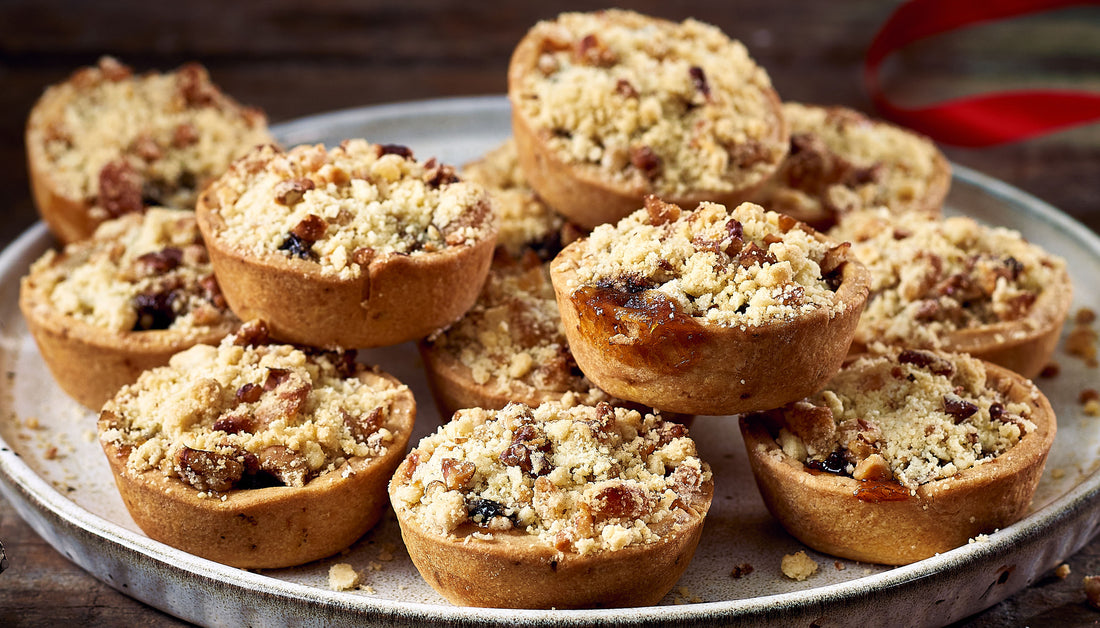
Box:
(738, 359, 1056, 565)
(389, 458, 713, 608)
(98, 368, 416, 569)
(549, 232, 871, 416)
(196, 191, 497, 349)
(507, 12, 788, 230)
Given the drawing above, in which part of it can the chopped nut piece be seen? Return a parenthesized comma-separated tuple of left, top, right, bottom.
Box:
(729, 562, 754, 578)
(852, 453, 891, 481)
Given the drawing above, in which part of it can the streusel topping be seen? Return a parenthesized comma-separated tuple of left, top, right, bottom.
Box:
(99, 324, 409, 494)
(512, 10, 785, 197)
(25, 207, 236, 335)
(34, 56, 271, 215)
(205, 140, 495, 278)
(754, 103, 945, 225)
(830, 209, 1066, 349)
(391, 401, 711, 555)
(557, 198, 847, 327)
(769, 350, 1036, 489)
(427, 253, 609, 405)
(461, 139, 568, 258)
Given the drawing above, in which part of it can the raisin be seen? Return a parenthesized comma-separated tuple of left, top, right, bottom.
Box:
(898, 349, 955, 376)
(424, 161, 460, 188)
(278, 233, 314, 260)
(378, 144, 413, 159)
(212, 413, 254, 434)
(630, 145, 662, 179)
(806, 450, 847, 474)
(989, 402, 1005, 421)
(135, 247, 183, 275)
(689, 66, 710, 99)
(467, 499, 510, 526)
(943, 394, 978, 422)
(132, 290, 178, 331)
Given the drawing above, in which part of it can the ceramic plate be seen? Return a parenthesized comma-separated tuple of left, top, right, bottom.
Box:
(2, 96, 1100, 627)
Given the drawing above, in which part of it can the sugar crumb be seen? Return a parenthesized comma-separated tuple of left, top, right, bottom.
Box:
(1054, 563, 1071, 579)
(327, 563, 361, 591)
(781, 551, 818, 581)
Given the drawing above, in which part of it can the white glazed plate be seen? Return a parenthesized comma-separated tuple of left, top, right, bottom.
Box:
(2, 96, 1100, 627)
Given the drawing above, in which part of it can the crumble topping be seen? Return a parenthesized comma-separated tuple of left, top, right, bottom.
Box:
(99, 323, 409, 493)
(391, 401, 711, 555)
(780, 551, 819, 581)
(24, 208, 236, 334)
(33, 56, 271, 215)
(461, 139, 569, 258)
(426, 252, 610, 405)
(557, 198, 845, 327)
(766, 350, 1036, 489)
(512, 9, 785, 197)
(754, 103, 944, 227)
(204, 140, 495, 278)
(830, 209, 1066, 349)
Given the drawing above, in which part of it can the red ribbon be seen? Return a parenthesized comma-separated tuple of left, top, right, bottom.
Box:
(864, 0, 1100, 147)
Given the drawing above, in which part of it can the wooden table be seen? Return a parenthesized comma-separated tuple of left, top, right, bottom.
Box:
(1, 1, 1098, 625)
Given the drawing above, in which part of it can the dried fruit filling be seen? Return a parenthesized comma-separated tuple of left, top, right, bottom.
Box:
(764, 349, 1035, 490)
(391, 402, 711, 555)
(98, 322, 410, 496)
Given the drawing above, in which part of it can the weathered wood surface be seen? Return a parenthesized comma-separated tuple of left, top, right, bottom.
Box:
(1, 1, 1098, 625)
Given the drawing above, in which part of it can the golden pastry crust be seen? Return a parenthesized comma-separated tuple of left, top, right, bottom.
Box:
(25, 56, 272, 244)
(831, 209, 1073, 378)
(388, 402, 713, 608)
(550, 198, 869, 415)
(195, 141, 498, 348)
(739, 350, 1056, 565)
(508, 9, 787, 229)
(753, 102, 950, 230)
(18, 208, 238, 408)
(97, 323, 416, 569)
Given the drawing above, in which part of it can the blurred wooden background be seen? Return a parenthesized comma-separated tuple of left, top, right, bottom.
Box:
(1, 1, 1098, 625)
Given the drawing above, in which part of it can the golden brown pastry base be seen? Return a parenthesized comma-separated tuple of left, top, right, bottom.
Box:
(19, 279, 236, 409)
(738, 360, 1056, 566)
(506, 15, 787, 231)
(550, 245, 870, 416)
(196, 196, 497, 349)
(98, 370, 416, 569)
(390, 466, 712, 608)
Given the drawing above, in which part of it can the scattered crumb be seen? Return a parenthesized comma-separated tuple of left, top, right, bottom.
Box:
(1082, 389, 1100, 403)
(1085, 400, 1100, 417)
(1085, 575, 1100, 609)
(834, 561, 846, 571)
(82, 430, 97, 443)
(25, 417, 41, 429)
(362, 585, 376, 595)
(1065, 322, 1098, 367)
(969, 533, 992, 544)
(1052, 468, 1067, 480)
(1055, 563, 1071, 579)
(368, 561, 383, 572)
(43, 446, 58, 460)
(781, 551, 819, 581)
(1076, 307, 1097, 325)
(377, 543, 396, 561)
(1038, 362, 1060, 378)
(328, 563, 361, 591)
(730, 562, 754, 578)
(672, 585, 703, 604)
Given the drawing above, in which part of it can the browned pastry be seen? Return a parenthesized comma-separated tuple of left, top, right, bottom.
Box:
(25, 56, 272, 244)
(550, 197, 869, 415)
(389, 401, 713, 608)
(830, 209, 1073, 378)
(97, 322, 416, 569)
(740, 349, 1056, 565)
(195, 140, 498, 348)
(508, 9, 788, 229)
(753, 102, 950, 230)
(19, 208, 239, 408)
